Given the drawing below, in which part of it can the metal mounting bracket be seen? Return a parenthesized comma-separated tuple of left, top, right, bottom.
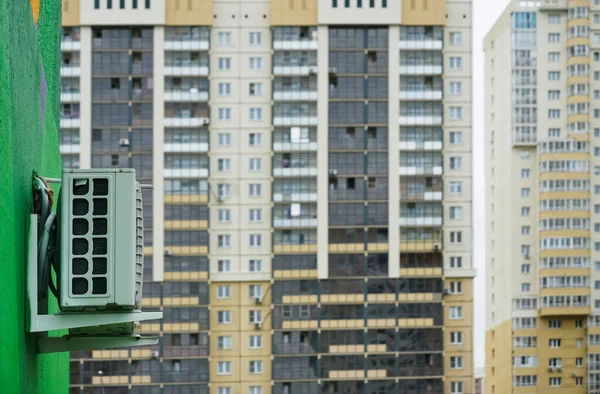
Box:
(26, 214, 162, 353)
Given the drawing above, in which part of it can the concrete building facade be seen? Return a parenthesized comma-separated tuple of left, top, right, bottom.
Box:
(62, 0, 474, 393)
(486, 0, 600, 393)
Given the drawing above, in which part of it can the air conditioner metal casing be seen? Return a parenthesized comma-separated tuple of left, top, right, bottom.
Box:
(59, 169, 143, 311)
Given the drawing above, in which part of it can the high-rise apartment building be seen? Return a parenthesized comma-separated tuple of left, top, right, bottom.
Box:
(485, 0, 600, 393)
(61, 0, 474, 393)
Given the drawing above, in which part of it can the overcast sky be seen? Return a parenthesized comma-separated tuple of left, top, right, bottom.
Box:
(472, 0, 512, 369)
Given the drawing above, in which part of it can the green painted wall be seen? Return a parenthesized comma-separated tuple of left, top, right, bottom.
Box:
(0, 0, 69, 392)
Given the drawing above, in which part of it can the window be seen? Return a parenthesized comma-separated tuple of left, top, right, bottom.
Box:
(576, 319, 583, 328)
(218, 32, 231, 46)
(521, 188, 530, 198)
(450, 331, 463, 345)
(548, 14, 561, 24)
(218, 108, 231, 121)
(94, 0, 100, 8)
(249, 335, 263, 349)
(521, 207, 530, 217)
(249, 57, 263, 70)
(449, 57, 463, 70)
(521, 245, 530, 256)
(218, 57, 231, 71)
(249, 285, 263, 299)
(218, 336, 232, 349)
(282, 306, 292, 318)
(218, 184, 230, 198)
(249, 158, 262, 171)
(548, 33, 560, 43)
(218, 260, 231, 273)
(548, 109, 561, 118)
(249, 310, 262, 323)
(522, 283, 530, 292)
(132, 0, 137, 8)
(218, 361, 232, 375)
(249, 82, 262, 96)
(449, 131, 463, 145)
(576, 377, 583, 386)
(450, 157, 463, 170)
(549, 377, 561, 387)
(449, 32, 462, 46)
(522, 264, 530, 274)
(521, 151, 530, 160)
(249, 259, 262, 272)
(249, 360, 263, 374)
(577, 338, 583, 348)
(450, 231, 463, 244)
(218, 234, 231, 248)
(522, 226, 530, 235)
(548, 52, 560, 62)
(450, 356, 463, 369)
(218, 209, 231, 222)
(249, 234, 262, 247)
(249, 209, 262, 222)
(218, 159, 231, 172)
(450, 381, 463, 394)
(218, 133, 231, 147)
(218, 388, 231, 394)
(548, 71, 561, 80)
(145, 0, 150, 8)
(548, 128, 560, 137)
(450, 256, 463, 268)
(449, 306, 463, 320)
(249, 32, 262, 45)
(450, 281, 463, 294)
(521, 169, 530, 179)
(249, 133, 263, 146)
(218, 83, 231, 96)
(218, 311, 232, 324)
(249, 387, 263, 394)
(549, 319, 561, 328)
(249, 183, 262, 197)
(217, 285, 231, 299)
(549, 339, 561, 348)
(450, 206, 463, 220)
(548, 90, 560, 100)
(250, 108, 263, 120)
(449, 107, 463, 120)
(449, 82, 462, 95)
(300, 305, 310, 318)
(449, 181, 463, 194)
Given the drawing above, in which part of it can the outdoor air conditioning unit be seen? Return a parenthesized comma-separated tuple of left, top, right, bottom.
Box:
(254, 322, 262, 330)
(255, 296, 263, 304)
(59, 169, 144, 311)
(548, 367, 554, 372)
(328, 67, 337, 73)
(290, 203, 301, 217)
(203, 118, 210, 125)
(119, 138, 130, 147)
(151, 350, 160, 358)
(218, 195, 225, 202)
(329, 169, 338, 176)
(443, 289, 451, 295)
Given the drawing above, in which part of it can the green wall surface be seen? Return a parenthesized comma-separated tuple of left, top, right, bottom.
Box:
(0, 0, 69, 392)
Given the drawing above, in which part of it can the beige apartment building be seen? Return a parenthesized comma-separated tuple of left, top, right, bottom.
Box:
(485, 0, 600, 393)
(61, 0, 474, 393)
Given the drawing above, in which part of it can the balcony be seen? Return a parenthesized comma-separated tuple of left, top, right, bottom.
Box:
(273, 165, 318, 177)
(164, 90, 209, 102)
(400, 216, 443, 226)
(399, 39, 443, 51)
(400, 140, 443, 151)
(163, 168, 209, 178)
(60, 92, 80, 102)
(59, 144, 81, 154)
(399, 165, 443, 176)
(539, 0, 567, 10)
(61, 40, 80, 51)
(399, 90, 443, 101)
(273, 116, 318, 126)
(274, 154, 317, 177)
(399, 116, 443, 126)
(273, 90, 318, 101)
(164, 143, 209, 153)
(273, 27, 318, 50)
(60, 65, 80, 77)
(164, 64, 209, 77)
(273, 128, 318, 152)
(273, 191, 317, 202)
(273, 65, 318, 76)
(274, 39, 318, 50)
(273, 217, 318, 228)
(164, 38, 210, 51)
(164, 105, 209, 127)
(399, 65, 443, 75)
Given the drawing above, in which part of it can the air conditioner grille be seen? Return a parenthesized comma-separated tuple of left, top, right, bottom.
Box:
(92, 257, 107, 274)
(93, 179, 109, 195)
(92, 277, 107, 294)
(73, 218, 89, 235)
(93, 198, 107, 215)
(73, 180, 89, 195)
(93, 238, 108, 254)
(72, 258, 88, 275)
(72, 238, 89, 255)
(73, 199, 89, 215)
(93, 218, 107, 235)
(72, 277, 88, 295)
(134, 183, 144, 307)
